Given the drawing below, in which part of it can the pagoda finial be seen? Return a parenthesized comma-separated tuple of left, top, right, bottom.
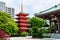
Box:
(21, 0, 23, 12)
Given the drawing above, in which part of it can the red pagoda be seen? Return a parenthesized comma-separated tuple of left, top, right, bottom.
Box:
(16, 1, 30, 32)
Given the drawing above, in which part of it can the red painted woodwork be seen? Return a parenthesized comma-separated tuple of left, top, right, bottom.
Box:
(16, 12, 29, 16)
(15, 18, 28, 20)
(15, 16, 29, 20)
(16, 19, 28, 22)
(20, 27, 29, 32)
(19, 20, 28, 22)
(20, 16, 28, 18)
(16, 12, 30, 32)
(20, 23, 29, 26)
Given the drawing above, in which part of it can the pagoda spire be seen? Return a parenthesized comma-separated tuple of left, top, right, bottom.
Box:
(21, 0, 23, 12)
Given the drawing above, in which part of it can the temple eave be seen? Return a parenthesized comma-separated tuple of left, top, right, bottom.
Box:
(35, 9, 60, 19)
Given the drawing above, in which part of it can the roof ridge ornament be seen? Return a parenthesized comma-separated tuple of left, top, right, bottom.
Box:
(55, 5, 57, 7)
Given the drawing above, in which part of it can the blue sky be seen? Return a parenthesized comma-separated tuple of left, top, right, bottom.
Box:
(0, 0, 60, 17)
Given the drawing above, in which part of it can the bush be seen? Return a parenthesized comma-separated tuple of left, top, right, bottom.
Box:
(38, 28, 43, 38)
(11, 33, 20, 37)
(29, 28, 33, 36)
(20, 32, 28, 37)
(42, 27, 50, 33)
(32, 27, 39, 38)
(32, 27, 43, 38)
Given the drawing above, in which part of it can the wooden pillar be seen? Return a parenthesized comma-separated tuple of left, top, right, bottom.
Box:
(57, 16, 60, 33)
(49, 18, 52, 33)
(54, 21, 56, 33)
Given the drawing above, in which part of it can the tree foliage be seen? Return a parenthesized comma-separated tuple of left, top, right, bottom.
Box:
(29, 17, 46, 28)
(0, 11, 19, 35)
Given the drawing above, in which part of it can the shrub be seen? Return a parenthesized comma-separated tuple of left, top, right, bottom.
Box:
(20, 32, 28, 37)
(42, 27, 50, 33)
(32, 27, 38, 38)
(29, 28, 32, 36)
(38, 28, 43, 38)
(11, 32, 20, 37)
(32, 27, 43, 38)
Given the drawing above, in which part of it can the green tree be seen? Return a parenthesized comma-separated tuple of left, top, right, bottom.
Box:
(29, 17, 46, 28)
(0, 11, 19, 35)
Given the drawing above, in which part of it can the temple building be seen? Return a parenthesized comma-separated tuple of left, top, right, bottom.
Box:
(35, 3, 60, 33)
(15, 1, 30, 32)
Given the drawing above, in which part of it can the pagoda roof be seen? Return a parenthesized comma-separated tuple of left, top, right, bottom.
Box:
(16, 12, 29, 16)
(35, 3, 60, 17)
(20, 23, 30, 26)
(16, 19, 29, 23)
(20, 27, 29, 30)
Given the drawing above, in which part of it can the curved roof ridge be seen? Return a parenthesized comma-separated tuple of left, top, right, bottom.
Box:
(40, 3, 60, 13)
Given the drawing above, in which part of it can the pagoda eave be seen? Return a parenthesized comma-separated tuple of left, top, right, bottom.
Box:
(16, 12, 29, 16)
(15, 17, 29, 20)
(19, 24, 30, 26)
(20, 27, 29, 30)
